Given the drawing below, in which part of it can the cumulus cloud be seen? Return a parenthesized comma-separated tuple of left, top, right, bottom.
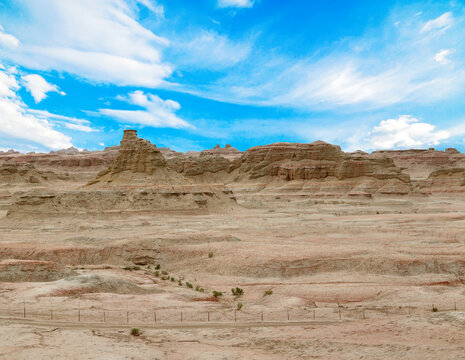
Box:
(218, 0, 254, 8)
(0, 0, 171, 87)
(368, 115, 449, 149)
(22, 74, 65, 103)
(421, 12, 454, 33)
(0, 66, 72, 150)
(99, 91, 192, 129)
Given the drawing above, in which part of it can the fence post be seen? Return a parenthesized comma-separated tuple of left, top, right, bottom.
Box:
(234, 310, 236, 322)
(261, 310, 263, 322)
(154, 310, 157, 323)
(313, 309, 315, 320)
(23, 301, 26, 319)
(338, 307, 341, 320)
(103, 311, 106, 323)
(207, 311, 210, 322)
(454, 299, 457, 311)
(287, 309, 289, 321)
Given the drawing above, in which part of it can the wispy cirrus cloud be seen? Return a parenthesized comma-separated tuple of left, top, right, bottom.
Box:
(218, 0, 254, 8)
(172, 8, 465, 112)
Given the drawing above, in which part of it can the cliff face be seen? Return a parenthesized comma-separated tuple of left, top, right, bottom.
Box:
(230, 142, 408, 181)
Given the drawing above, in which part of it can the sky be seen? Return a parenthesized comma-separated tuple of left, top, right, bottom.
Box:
(0, 0, 464, 153)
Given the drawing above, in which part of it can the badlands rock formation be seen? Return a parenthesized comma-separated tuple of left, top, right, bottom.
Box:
(228, 141, 411, 196)
(0, 162, 64, 184)
(5, 130, 237, 219)
(88, 129, 188, 186)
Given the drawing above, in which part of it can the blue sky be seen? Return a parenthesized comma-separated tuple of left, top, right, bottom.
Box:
(0, 0, 464, 153)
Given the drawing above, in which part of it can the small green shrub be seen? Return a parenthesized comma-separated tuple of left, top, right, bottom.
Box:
(199, 287, 204, 293)
(132, 266, 141, 271)
(208, 252, 214, 258)
(123, 266, 132, 271)
(154, 271, 159, 277)
(178, 280, 183, 286)
(231, 287, 244, 297)
(155, 264, 160, 270)
(432, 307, 438, 312)
(170, 277, 175, 282)
(130, 328, 140, 336)
(213, 291, 223, 298)
(237, 302, 243, 311)
(186, 282, 193, 288)
(161, 270, 168, 275)
(263, 289, 273, 297)
(161, 275, 170, 280)
(195, 285, 201, 291)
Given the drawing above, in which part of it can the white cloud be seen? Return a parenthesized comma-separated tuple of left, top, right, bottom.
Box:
(0, 26, 19, 48)
(218, 0, 254, 8)
(180, 8, 465, 111)
(368, 115, 449, 149)
(64, 123, 96, 132)
(28, 109, 99, 132)
(434, 49, 454, 64)
(22, 74, 65, 103)
(172, 30, 251, 70)
(421, 12, 454, 33)
(136, 0, 164, 18)
(99, 91, 192, 129)
(0, 0, 171, 87)
(0, 66, 72, 150)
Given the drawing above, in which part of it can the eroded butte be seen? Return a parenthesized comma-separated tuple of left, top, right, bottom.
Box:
(0, 130, 464, 359)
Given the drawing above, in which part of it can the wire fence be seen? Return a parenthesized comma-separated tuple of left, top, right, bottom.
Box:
(0, 300, 461, 325)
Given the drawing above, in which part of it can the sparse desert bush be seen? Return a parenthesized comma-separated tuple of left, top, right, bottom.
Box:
(199, 287, 204, 293)
(123, 266, 132, 271)
(208, 251, 214, 258)
(133, 266, 140, 271)
(130, 328, 140, 336)
(154, 271, 159, 277)
(161, 275, 170, 280)
(155, 264, 160, 270)
(432, 307, 438, 312)
(213, 290, 223, 298)
(170, 277, 175, 282)
(237, 302, 243, 310)
(186, 282, 193, 288)
(161, 270, 168, 275)
(263, 289, 273, 297)
(178, 280, 183, 286)
(195, 285, 201, 291)
(231, 287, 244, 297)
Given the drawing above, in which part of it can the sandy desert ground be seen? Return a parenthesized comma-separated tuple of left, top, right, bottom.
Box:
(0, 131, 464, 359)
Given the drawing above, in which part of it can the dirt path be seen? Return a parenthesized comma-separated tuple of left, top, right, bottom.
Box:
(0, 316, 338, 330)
